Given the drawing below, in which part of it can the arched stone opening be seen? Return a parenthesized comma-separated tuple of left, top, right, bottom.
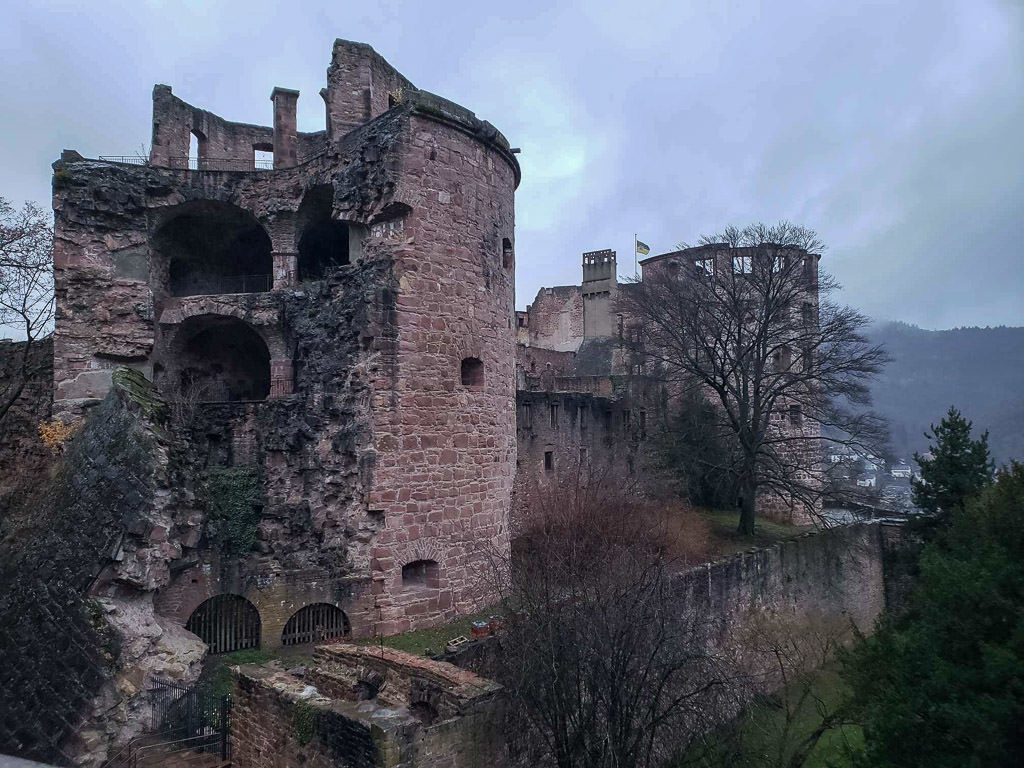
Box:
(401, 559, 440, 591)
(295, 185, 362, 281)
(281, 603, 351, 646)
(153, 201, 272, 296)
(171, 315, 271, 402)
(185, 594, 261, 655)
(461, 357, 484, 388)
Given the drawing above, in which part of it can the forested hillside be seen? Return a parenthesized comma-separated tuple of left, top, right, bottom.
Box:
(868, 322, 1024, 465)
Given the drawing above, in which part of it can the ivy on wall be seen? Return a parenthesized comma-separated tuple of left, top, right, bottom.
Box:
(200, 466, 264, 556)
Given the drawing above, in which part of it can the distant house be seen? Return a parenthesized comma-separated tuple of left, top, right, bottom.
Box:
(861, 455, 884, 473)
(891, 462, 912, 479)
(856, 474, 877, 488)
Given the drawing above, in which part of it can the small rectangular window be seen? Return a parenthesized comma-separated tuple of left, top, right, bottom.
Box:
(789, 405, 803, 426)
(579, 447, 588, 463)
(523, 403, 533, 429)
(550, 403, 559, 428)
(544, 450, 554, 471)
(733, 256, 752, 274)
(639, 409, 647, 438)
(696, 258, 714, 276)
(622, 410, 631, 431)
(253, 148, 274, 169)
(579, 406, 587, 431)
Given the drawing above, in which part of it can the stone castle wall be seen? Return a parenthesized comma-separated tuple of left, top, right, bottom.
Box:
(50, 39, 520, 646)
(231, 646, 507, 768)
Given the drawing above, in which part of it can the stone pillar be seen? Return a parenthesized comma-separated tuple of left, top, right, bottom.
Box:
(272, 252, 297, 290)
(269, 358, 293, 398)
(270, 87, 299, 169)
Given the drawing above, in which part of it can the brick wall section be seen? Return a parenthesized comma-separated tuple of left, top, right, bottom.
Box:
(364, 107, 518, 634)
(514, 390, 642, 514)
(231, 645, 507, 768)
(515, 345, 577, 389)
(523, 285, 584, 351)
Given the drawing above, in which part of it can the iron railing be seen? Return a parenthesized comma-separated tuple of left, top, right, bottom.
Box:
(98, 155, 149, 166)
(171, 273, 273, 297)
(98, 149, 327, 172)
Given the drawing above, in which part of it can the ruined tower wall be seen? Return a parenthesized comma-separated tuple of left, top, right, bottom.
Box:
(366, 110, 518, 633)
(523, 285, 584, 352)
(50, 41, 520, 647)
(324, 39, 415, 138)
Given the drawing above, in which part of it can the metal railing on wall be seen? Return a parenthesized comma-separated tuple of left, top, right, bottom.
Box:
(173, 274, 273, 296)
(98, 148, 328, 171)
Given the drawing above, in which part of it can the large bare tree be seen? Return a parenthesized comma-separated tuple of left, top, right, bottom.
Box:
(622, 222, 888, 534)
(0, 198, 54, 424)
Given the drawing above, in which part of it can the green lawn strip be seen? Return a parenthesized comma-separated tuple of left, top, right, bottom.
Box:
(703, 509, 811, 556)
(733, 665, 861, 768)
(352, 607, 498, 657)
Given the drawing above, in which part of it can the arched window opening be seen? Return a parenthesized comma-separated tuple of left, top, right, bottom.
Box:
(174, 316, 271, 402)
(460, 357, 484, 387)
(296, 185, 360, 281)
(185, 594, 261, 655)
(502, 238, 514, 269)
(188, 132, 202, 170)
(298, 220, 351, 280)
(253, 142, 274, 169)
(156, 201, 273, 297)
(402, 559, 440, 591)
(281, 603, 351, 646)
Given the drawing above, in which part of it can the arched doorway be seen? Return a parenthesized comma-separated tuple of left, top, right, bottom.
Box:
(185, 594, 261, 654)
(171, 315, 271, 401)
(281, 603, 351, 646)
(153, 201, 273, 296)
(295, 185, 360, 281)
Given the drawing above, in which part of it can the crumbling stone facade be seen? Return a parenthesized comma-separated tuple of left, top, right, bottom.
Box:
(51, 39, 520, 650)
(232, 645, 506, 768)
(516, 244, 824, 524)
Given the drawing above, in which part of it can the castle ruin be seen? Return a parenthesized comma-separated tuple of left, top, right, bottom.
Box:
(51, 40, 518, 644)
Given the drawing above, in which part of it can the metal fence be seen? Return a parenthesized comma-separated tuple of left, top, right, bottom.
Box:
(171, 273, 273, 296)
(97, 148, 327, 172)
(102, 682, 231, 768)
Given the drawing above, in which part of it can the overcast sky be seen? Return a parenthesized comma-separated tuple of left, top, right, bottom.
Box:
(2, 0, 1021, 329)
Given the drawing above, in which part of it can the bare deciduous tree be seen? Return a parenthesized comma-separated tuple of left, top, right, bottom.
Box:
(0, 198, 54, 424)
(488, 476, 737, 768)
(622, 222, 888, 534)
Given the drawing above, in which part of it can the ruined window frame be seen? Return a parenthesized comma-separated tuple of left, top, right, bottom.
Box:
(460, 357, 484, 388)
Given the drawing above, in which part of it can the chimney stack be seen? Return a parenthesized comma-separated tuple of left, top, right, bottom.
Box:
(270, 87, 299, 169)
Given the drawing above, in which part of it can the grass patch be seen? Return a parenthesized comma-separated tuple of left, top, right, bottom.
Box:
(354, 608, 497, 657)
(703, 509, 810, 556)
(676, 664, 861, 768)
(199, 647, 315, 699)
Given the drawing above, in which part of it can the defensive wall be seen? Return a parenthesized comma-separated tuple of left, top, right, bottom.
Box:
(225, 519, 921, 768)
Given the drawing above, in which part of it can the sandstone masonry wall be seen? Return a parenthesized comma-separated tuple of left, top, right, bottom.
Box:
(232, 646, 507, 768)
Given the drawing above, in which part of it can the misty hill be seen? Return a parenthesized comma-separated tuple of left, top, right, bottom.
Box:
(867, 321, 1024, 466)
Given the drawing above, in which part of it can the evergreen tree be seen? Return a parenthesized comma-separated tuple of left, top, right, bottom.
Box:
(912, 406, 993, 515)
(841, 463, 1024, 767)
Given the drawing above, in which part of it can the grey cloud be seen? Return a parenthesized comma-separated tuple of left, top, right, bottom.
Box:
(1, 0, 1020, 330)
